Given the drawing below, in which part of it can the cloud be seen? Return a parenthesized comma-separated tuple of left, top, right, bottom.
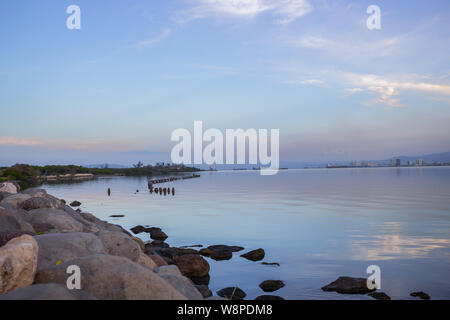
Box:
(175, 0, 312, 24)
(137, 28, 171, 47)
(345, 74, 450, 107)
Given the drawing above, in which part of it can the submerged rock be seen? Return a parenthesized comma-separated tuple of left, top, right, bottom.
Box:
(410, 291, 430, 300)
(322, 277, 376, 294)
(70, 201, 82, 207)
(259, 280, 285, 292)
(240, 248, 265, 261)
(261, 262, 280, 266)
(0, 235, 38, 294)
(207, 245, 244, 253)
(217, 287, 246, 300)
(255, 295, 284, 300)
(369, 292, 391, 300)
(210, 249, 232, 261)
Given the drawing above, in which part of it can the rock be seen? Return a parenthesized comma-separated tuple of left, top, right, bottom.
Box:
(175, 254, 210, 278)
(97, 230, 140, 262)
(159, 274, 203, 300)
(369, 292, 391, 300)
(0, 194, 31, 209)
(0, 192, 12, 202)
(78, 211, 122, 233)
(259, 280, 285, 292)
(35, 254, 187, 300)
(0, 283, 96, 300)
(149, 254, 168, 267)
(22, 188, 47, 197)
(0, 182, 20, 194)
(137, 252, 158, 269)
(70, 201, 82, 207)
(195, 285, 212, 298)
(206, 296, 228, 300)
(109, 215, 124, 218)
(240, 248, 265, 261)
(0, 209, 35, 233)
(210, 249, 232, 261)
(28, 208, 84, 233)
(261, 262, 280, 266)
(149, 227, 168, 241)
(410, 291, 430, 300)
(0, 214, 22, 233)
(255, 295, 284, 300)
(217, 287, 246, 300)
(0, 231, 34, 248)
(132, 236, 145, 252)
(321, 277, 376, 294)
(154, 265, 182, 277)
(199, 248, 213, 257)
(34, 232, 106, 272)
(191, 274, 210, 286)
(20, 196, 65, 211)
(208, 245, 244, 252)
(32, 222, 55, 233)
(130, 225, 148, 234)
(148, 240, 170, 248)
(154, 247, 199, 264)
(0, 235, 38, 294)
(180, 245, 203, 248)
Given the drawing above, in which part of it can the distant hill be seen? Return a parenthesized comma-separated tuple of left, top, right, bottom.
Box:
(85, 164, 129, 169)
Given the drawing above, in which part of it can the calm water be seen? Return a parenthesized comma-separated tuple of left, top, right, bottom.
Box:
(43, 167, 450, 300)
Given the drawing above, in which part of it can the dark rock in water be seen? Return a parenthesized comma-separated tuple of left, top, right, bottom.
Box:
(322, 277, 376, 294)
(191, 274, 210, 285)
(368, 292, 391, 300)
(199, 248, 213, 257)
(0, 231, 34, 248)
(207, 245, 244, 253)
(75, 209, 82, 213)
(180, 244, 203, 248)
(109, 215, 125, 218)
(148, 227, 168, 241)
(60, 199, 66, 204)
(175, 254, 210, 278)
(255, 295, 284, 300)
(261, 262, 280, 266)
(210, 249, 232, 261)
(217, 287, 246, 300)
(149, 240, 170, 248)
(130, 225, 147, 234)
(240, 248, 265, 261)
(259, 280, 285, 292)
(410, 291, 430, 300)
(69, 201, 81, 207)
(154, 247, 199, 264)
(195, 285, 212, 298)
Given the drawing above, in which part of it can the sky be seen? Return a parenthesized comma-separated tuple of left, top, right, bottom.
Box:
(0, 0, 450, 166)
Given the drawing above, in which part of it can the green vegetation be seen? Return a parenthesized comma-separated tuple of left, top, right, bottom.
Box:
(0, 163, 201, 189)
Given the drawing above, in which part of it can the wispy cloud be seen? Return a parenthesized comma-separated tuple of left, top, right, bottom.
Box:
(345, 74, 450, 107)
(175, 0, 312, 24)
(137, 28, 171, 47)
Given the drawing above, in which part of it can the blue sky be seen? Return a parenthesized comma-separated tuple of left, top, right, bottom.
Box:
(1, 0, 450, 166)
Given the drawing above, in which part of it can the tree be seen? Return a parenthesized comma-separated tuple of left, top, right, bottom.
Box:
(133, 161, 144, 168)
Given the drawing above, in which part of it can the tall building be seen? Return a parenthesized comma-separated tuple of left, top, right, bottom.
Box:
(416, 159, 424, 166)
(396, 159, 401, 167)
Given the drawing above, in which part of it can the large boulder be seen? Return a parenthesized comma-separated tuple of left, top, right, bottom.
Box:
(20, 196, 65, 211)
(0, 231, 34, 248)
(97, 230, 141, 262)
(28, 208, 84, 233)
(22, 188, 47, 197)
(61, 207, 100, 233)
(0, 182, 20, 194)
(34, 232, 106, 272)
(158, 274, 203, 300)
(35, 254, 187, 300)
(0, 235, 38, 294)
(78, 211, 124, 234)
(0, 209, 35, 234)
(137, 252, 158, 269)
(0, 194, 31, 210)
(0, 283, 96, 300)
(0, 192, 12, 202)
(175, 254, 210, 278)
(321, 277, 376, 294)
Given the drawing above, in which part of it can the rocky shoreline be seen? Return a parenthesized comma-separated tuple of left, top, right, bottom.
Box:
(0, 181, 431, 300)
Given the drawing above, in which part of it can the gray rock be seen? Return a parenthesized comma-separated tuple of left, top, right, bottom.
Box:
(0, 194, 31, 210)
(34, 232, 106, 272)
(0, 231, 34, 248)
(35, 254, 187, 300)
(0, 182, 20, 194)
(159, 274, 203, 300)
(0, 283, 96, 300)
(322, 277, 376, 294)
(154, 265, 183, 277)
(20, 196, 65, 211)
(0, 209, 35, 233)
(0, 235, 38, 294)
(97, 230, 140, 262)
(0, 214, 22, 233)
(28, 208, 84, 233)
(0, 192, 12, 202)
(22, 188, 47, 197)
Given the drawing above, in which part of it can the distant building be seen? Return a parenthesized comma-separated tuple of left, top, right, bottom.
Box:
(416, 159, 424, 166)
(396, 159, 401, 167)
(367, 162, 377, 167)
(351, 161, 361, 167)
(408, 160, 414, 166)
(390, 159, 396, 166)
